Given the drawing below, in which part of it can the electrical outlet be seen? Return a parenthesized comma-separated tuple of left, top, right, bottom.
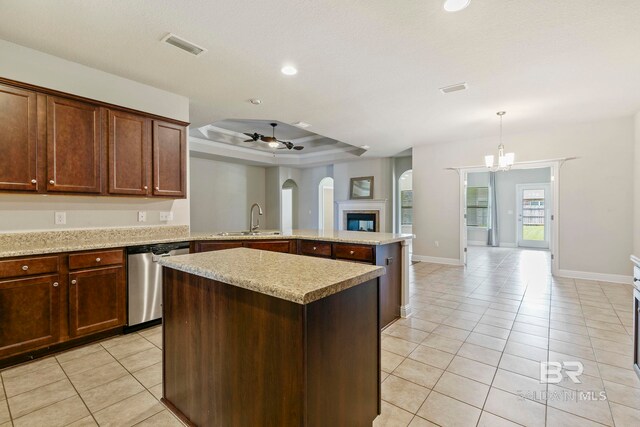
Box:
(138, 211, 147, 222)
(54, 212, 66, 225)
(434, 240, 439, 247)
(160, 211, 174, 221)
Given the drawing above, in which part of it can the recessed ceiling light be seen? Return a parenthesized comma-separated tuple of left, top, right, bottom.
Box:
(281, 65, 298, 76)
(443, 0, 470, 12)
(249, 98, 262, 105)
(439, 82, 467, 94)
(293, 121, 311, 128)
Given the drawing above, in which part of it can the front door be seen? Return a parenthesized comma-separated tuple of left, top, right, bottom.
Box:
(516, 183, 551, 248)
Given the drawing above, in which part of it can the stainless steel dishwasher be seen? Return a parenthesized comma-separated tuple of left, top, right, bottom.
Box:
(126, 242, 190, 329)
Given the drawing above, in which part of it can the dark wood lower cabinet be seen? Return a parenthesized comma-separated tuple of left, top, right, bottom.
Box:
(69, 266, 126, 337)
(0, 250, 126, 367)
(192, 239, 403, 329)
(163, 269, 380, 427)
(0, 274, 61, 358)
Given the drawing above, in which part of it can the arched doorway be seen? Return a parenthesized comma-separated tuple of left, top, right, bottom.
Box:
(318, 177, 334, 231)
(281, 179, 298, 231)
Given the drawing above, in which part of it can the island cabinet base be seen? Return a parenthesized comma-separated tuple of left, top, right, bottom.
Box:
(162, 269, 381, 427)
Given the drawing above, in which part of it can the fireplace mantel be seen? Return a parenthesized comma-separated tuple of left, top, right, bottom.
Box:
(336, 199, 387, 233)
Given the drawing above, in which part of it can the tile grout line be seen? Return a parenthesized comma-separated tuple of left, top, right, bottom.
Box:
(55, 353, 100, 426)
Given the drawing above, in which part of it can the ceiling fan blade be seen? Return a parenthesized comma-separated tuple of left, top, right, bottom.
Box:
(293, 145, 304, 150)
(243, 139, 255, 142)
(243, 132, 255, 137)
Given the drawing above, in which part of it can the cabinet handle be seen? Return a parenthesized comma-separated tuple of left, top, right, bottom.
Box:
(313, 246, 317, 250)
(31, 179, 37, 184)
(155, 186, 160, 190)
(144, 185, 148, 190)
(22, 265, 29, 271)
(350, 250, 355, 255)
(53, 282, 59, 287)
(71, 279, 77, 285)
(95, 257, 101, 262)
(49, 180, 55, 184)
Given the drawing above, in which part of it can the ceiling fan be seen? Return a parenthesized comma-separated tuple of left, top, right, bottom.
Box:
(243, 123, 304, 150)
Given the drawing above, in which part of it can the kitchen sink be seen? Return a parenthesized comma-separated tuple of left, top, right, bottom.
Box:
(216, 231, 280, 236)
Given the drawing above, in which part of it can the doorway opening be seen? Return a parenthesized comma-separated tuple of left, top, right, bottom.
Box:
(318, 177, 334, 231)
(281, 179, 298, 232)
(461, 164, 557, 275)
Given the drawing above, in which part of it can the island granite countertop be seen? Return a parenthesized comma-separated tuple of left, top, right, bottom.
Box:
(157, 247, 386, 304)
(0, 225, 413, 258)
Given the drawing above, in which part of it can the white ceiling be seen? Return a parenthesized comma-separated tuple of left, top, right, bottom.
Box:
(1, 0, 639, 157)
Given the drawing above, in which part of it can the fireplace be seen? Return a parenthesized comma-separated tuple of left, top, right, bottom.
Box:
(336, 199, 387, 232)
(345, 211, 379, 232)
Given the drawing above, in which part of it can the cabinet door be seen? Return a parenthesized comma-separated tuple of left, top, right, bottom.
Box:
(69, 266, 125, 337)
(108, 110, 151, 195)
(152, 120, 186, 197)
(0, 84, 38, 191)
(0, 274, 61, 357)
(243, 240, 294, 254)
(47, 96, 102, 193)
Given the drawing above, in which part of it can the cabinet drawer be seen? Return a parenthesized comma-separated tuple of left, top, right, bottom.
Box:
(69, 249, 123, 270)
(243, 241, 293, 254)
(299, 241, 332, 258)
(196, 241, 243, 253)
(334, 244, 374, 263)
(0, 256, 59, 279)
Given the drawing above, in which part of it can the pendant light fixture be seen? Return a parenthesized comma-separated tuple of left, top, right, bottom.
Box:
(484, 111, 515, 171)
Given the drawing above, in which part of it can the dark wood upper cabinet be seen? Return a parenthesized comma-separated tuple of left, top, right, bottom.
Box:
(68, 265, 126, 337)
(0, 84, 39, 191)
(107, 110, 151, 195)
(47, 96, 103, 193)
(0, 274, 61, 358)
(153, 120, 186, 198)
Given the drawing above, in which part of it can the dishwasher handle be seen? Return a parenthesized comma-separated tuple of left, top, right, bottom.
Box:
(152, 253, 171, 263)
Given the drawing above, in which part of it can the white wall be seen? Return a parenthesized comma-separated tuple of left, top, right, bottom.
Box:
(413, 117, 634, 277)
(467, 168, 551, 246)
(0, 39, 190, 232)
(189, 155, 266, 232)
(634, 112, 640, 257)
(297, 165, 334, 229)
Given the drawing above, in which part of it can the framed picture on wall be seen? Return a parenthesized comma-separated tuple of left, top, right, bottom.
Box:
(349, 176, 374, 199)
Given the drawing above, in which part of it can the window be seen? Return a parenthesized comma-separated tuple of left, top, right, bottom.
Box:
(401, 190, 413, 225)
(467, 187, 489, 227)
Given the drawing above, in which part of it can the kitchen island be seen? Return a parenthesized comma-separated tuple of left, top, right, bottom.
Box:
(158, 248, 385, 427)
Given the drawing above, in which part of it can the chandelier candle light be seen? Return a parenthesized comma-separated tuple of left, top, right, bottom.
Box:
(484, 111, 515, 171)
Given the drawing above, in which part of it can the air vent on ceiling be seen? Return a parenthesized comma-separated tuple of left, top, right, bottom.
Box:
(161, 33, 207, 56)
(439, 82, 467, 94)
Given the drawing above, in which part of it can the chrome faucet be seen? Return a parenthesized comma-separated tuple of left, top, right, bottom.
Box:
(249, 203, 263, 232)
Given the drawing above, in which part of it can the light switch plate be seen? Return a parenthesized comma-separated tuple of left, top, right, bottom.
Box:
(138, 211, 147, 222)
(160, 211, 174, 221)
(54, 212, 66, 225)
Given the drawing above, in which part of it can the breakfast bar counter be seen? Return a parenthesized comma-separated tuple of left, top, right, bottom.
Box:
(158, 248, 385, 427)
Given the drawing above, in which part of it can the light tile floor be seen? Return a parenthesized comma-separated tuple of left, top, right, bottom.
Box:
(375, 246, 640, 426)
(1, 246, 638, 426)
(0, 326, 183, 427)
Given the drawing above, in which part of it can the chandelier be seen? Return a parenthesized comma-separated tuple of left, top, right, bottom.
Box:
(484, 111, 515, 171)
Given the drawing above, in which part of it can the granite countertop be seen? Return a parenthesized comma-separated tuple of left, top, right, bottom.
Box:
(0, 226, 413, 258)
(158, 247, 385, 304)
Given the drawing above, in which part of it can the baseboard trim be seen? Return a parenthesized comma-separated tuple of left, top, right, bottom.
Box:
(400, 304, 412, 318)
(557, 269, 632, 285)
(411, 254, 463, 266)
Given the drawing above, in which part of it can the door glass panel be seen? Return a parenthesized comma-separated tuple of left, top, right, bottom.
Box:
(522, 189, 545, 241)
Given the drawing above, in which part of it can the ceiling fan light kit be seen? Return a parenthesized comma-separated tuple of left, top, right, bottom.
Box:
(485, 111, 515, 172)
(242, 123, 304, 151)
